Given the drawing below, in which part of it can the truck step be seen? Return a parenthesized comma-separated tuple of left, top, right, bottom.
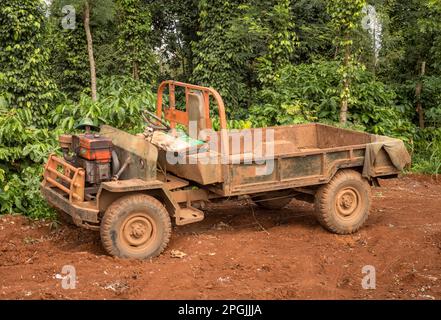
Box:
(157, 172, 190, 190)
(176, 206, 204, 225)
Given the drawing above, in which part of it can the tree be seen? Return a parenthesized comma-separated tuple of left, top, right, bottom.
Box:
(116, 0, 157, 83)
(48, 0, 90, 100)
(53, 0, 115, 101)
(253, 0, 298, 86)
(0, 0, 58, 126)
(192, 0, 297, 115)
(192, 0, 252, 113)
(377, 0, 441, 128)
(148, 0, 200, 82)
(327, 0, 366, 124)
(291, 0, 334, 63)
(83, 0, 97, 100)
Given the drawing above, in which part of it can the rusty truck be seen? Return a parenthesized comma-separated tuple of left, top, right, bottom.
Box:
(41, 81, 411, 259)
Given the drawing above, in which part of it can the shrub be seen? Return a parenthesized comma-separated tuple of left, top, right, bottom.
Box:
(0, 166, 55, 219)
(51, 76, 156, 133)
(248, 60, 415, 143)
(412, 128, 441, 176)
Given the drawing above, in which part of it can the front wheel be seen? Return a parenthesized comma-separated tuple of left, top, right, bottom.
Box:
(100, 194, 171, 259)
(314, 170, 371, 234)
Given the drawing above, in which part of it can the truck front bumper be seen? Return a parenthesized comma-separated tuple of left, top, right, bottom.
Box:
(41, 184, 100, 226)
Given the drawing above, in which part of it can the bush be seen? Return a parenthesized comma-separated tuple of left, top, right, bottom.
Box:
(248, 61, 339, 127)
(0, 106, 61, 218)
(422, 76, 441, 127)
(0, 106, 61, 163)
(412, 128, 441, 176)
(247, 60, 415, 142)
(0, 166, 55, 219)
(51, 76, 156, 133)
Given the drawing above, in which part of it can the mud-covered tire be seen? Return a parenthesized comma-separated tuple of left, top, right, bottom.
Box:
(253, 196, 292, 210)
(314, 170, 371, 234)
(100, 194, 171, 259)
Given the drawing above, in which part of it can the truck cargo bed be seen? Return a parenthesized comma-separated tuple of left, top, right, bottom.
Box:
(220, 123, 410, 195)
(163, 123, 410, 196)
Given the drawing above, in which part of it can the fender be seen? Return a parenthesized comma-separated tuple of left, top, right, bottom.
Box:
(97, 179, 179, 218)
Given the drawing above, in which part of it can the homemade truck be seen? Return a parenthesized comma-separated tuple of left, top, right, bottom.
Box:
(41, 81, 411, 259)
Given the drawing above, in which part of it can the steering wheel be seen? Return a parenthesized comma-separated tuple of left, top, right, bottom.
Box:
(142, 110, 170, 131)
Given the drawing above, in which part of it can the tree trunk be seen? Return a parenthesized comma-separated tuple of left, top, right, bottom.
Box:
(84, 0, 97, 101)
(340, 39, 351, 124)
(340, 79, 349, 124)
(133, 61, 139, 80)
(415, 61, 426, 129)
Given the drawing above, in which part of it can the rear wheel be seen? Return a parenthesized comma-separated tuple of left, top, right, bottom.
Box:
(314, 170, 371, 234)
(100, 194, 171, 259)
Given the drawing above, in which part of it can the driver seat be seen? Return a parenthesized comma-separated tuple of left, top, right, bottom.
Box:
(187, 91, 208, 141)
(148, 91, 209, 153)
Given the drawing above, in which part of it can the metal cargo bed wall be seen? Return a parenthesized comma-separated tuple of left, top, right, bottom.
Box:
(210, 124, 371, 155)
(223, 124, 372, 196)
(209, 124, 320, 156)
(271, 124, 319, 154)
(226, 146, 366, 196)
(315, 124, 371, 148)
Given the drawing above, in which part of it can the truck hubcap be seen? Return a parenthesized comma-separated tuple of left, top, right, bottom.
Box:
(121, 213, 156, 250)
(335, 187, 360, 217)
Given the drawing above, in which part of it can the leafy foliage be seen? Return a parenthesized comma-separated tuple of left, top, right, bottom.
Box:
(0, 107, 60, 218)
(378, 0, 441, 81)
(412, 128, 441, 175)
(116, 0, 158, 83)
(51, 76, 156, 133)
(192, 0, 297, 115)
(148, 0, 200, 82)
(327, 0, 366, 123)
(0, 0, 59, 127)
(0, 166, 55, 219)
(247, 60, 414, 140)
(0, 105, 61, 164)
(291, 0, 334, 63)
(48, 0, 90, 100)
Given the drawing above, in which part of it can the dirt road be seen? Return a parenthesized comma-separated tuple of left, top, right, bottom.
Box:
(0, 174, 440, 300)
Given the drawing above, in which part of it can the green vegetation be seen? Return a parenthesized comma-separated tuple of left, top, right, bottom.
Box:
(0, 0, 440, 218)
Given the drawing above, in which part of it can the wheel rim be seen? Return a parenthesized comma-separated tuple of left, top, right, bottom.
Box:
(120, 213, 157, 252)
(335, 187, 361, 219)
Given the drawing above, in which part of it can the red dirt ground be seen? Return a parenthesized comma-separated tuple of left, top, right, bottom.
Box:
(1, 174, 440, 300)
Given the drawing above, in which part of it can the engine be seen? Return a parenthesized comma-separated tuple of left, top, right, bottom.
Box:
(59, 133, 113, 186)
